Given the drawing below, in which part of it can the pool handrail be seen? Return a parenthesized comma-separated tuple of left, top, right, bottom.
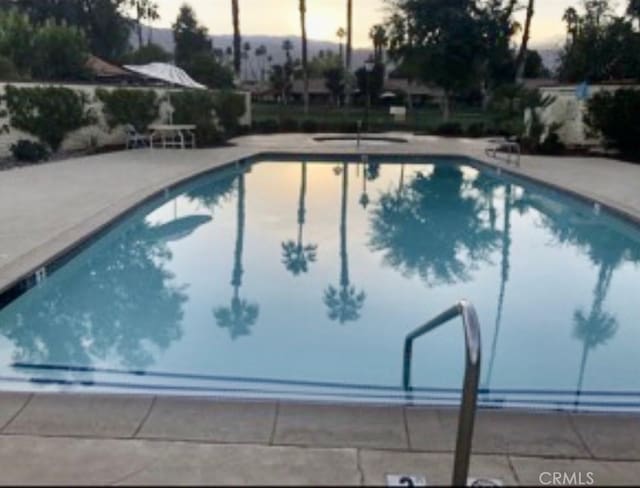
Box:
(402, 300, 481, 486)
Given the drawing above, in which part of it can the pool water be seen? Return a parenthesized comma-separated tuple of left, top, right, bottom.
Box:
(1, 157, 639, 411)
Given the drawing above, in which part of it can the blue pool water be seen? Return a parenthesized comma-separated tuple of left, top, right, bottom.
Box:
(1, 157, 639, 411)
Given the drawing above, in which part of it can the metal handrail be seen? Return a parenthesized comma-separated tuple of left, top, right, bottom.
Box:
(402, 300, 482, 486)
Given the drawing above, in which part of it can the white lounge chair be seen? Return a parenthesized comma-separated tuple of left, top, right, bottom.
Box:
(125, 124, 150, 149)
(486, 137, 520, 165)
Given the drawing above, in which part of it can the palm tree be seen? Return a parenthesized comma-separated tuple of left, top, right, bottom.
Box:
(299, 0, 310, 114)
(242, 41, 254, 80)
(324, 163, 366, 324)
(282, 39, 294, 64)
(213, 172, 259, 340)
(515, 0, 535, 82)
(369, 24, 388, 64)
(345, 0, 353, 105)
(231, 0, 242, 79)
(255, 44, 267, 81)
(225, 46, 233, 67)
(563, 7, 580, 44)
(282, 162, 318, 275)
(336, 27, 346, 65)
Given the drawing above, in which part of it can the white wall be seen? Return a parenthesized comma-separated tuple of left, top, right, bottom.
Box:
(0, 82, 251, 158)
(537, 84, 639, 147)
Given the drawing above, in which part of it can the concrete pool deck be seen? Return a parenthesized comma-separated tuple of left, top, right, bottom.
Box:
(1, 134, 640, 484)
(0, 393, 639, 485)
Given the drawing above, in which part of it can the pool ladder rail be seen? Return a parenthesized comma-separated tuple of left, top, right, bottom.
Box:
(403, 300, 482, 487)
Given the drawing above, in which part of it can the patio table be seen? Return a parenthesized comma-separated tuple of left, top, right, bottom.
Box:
(149, 124, 197, 149)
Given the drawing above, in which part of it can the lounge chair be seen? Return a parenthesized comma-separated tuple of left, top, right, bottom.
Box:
(125, 124, 150, 149)
(485, 137, 520, 165)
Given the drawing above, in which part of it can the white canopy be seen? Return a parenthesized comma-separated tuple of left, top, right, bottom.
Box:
(123, 63, 206, 89)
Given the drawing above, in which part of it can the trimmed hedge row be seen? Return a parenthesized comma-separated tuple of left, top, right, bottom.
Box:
(1, 86, 248, 162)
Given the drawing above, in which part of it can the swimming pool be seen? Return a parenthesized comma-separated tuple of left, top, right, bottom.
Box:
(1, 156, 639, 412)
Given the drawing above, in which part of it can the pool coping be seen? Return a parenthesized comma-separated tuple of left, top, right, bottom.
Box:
(1, 391, 639, 463)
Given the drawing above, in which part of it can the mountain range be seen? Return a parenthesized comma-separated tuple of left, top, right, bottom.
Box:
(141, 26, 561, 74)
(144, 27, 375, 69)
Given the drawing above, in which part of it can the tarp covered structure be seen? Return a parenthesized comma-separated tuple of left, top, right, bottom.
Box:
(123, 63, 206, 89)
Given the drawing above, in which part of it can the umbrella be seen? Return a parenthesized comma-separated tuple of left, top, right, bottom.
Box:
(380, 91, 398, 99)
(123, 63, 206, 123)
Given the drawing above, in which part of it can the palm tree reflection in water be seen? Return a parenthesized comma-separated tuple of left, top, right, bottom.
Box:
(534, 193, 640, 407)
(482, 183, 514, 389)
(369, 165, 500, 286)
(573, 264, 617, 407)
(324, 163, 366, 324)
(281, 162, 318, 275)
(214, 171, 260, 339)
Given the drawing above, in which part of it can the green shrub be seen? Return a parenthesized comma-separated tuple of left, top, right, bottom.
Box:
(171, 90, 223, 146)
(466, 122, 486, 138)
(213, 91, 246, 136)
(538, 132, 566, 155)
(96, 88, 160, 132)
(337, 120, 359, 133)
(0, 55, 19, 80)
(10, 139, 49, 162)
(254, 119, 279, 134)
(435, 122, 463, 136)
(301, 119, 318, 133)
(586, 89, 640, 157)
(279, 118, 299, 132)
(4, 85, 93, 151)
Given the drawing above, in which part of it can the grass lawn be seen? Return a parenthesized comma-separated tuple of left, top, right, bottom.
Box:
(252, 102, 490, 133)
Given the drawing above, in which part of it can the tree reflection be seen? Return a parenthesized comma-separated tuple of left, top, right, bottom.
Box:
(186, 172, 236, 211)
(369, 165, 500, 286)
(0, 218, 189, 372)
(367, 162, 380, 181)
(359, 164, 370, 209)
(536, 195, 640, 404)
(484, 184, 513, 388)
(324, 163, 366, 324)
(214, 172, 260, 339)
(281, 162, 318, 275)
(573, 264, 618, 404)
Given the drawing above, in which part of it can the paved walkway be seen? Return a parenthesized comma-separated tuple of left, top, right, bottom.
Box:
(1, 134, 640, 485)
(1, 393, 639, 485)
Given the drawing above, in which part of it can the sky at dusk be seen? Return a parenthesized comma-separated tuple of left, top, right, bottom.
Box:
(151, 0, 628, 48)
